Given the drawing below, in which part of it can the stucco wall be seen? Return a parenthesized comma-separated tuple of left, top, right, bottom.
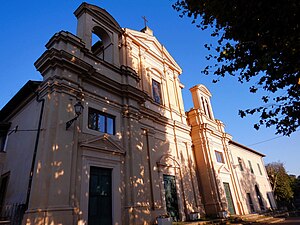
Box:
(2, 98, 41, 205)
(229, 143, 276, 213)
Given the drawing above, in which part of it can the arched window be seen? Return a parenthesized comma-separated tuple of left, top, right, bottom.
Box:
(152, 79, 162, 104)
(201, 97, 207, 115)
(91, 26, 112, 62)
(205, 99, 213, 119)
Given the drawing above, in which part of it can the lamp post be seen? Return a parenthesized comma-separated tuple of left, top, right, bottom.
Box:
(66, 101, 84, 130)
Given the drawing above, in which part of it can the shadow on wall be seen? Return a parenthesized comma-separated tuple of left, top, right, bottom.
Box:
(238, 164, 272, 213)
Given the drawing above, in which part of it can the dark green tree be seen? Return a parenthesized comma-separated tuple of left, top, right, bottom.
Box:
(290, 175, 300, 209)
(266, 162, 293, 208)
(173, 0, 300, 136)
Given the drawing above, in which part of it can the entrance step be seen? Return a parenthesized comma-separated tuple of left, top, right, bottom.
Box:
(173, 219, 229, 225)
(232, 211, 287, 224)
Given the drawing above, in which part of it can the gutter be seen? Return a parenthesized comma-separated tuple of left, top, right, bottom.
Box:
(25, 93, 45, 210)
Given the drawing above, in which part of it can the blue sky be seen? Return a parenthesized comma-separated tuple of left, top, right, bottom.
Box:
(1, 0, 299, 175)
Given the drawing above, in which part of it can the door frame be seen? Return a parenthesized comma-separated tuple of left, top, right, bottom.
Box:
(163, 174, 180, 221)
(157, 155, 184, 221)
(81, 154, 122, 225)
(223, 182, 236, 215)
(246, 193, 255, 213)
(255, 184, 265, 211)
(88, 166, 113, 225)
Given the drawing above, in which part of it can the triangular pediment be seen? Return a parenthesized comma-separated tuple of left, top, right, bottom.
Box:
(157, 154, 180, 168)
(196, 84, 212, 97)
(125, 28, 182, 73)
(80, 134, 125, 155)
(217, 164, 231, 174)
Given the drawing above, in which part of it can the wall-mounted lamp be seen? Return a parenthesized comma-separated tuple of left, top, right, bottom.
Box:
(66, 101, 84, 130)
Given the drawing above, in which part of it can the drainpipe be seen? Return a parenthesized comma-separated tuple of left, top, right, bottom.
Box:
(25, 93, 45, 210)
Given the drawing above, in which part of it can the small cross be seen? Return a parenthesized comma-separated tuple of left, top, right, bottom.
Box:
(142, 16, 148, 27)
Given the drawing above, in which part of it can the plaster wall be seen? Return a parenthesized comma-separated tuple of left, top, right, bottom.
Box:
(229, 143, 276, 213)
(1, 98, 41, 206)
(1, 96, 41, 209)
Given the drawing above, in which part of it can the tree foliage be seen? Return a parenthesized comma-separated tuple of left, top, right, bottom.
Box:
(173, 0, 300, 135)
(266, 162, 293, 207)
(289, 175, 300, 208)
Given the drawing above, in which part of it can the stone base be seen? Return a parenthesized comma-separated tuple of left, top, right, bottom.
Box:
(23, 207, 80, 225)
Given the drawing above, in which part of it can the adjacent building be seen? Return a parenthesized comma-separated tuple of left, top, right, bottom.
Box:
(0, 3, 275, 225)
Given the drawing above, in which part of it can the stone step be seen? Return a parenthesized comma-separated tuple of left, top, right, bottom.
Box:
(255, 216, 277, 222)
(172, 219, 228, 225)
(238, 213, 261, 219)
(232, 212, 287, 224)
(269, 217, 286, 224)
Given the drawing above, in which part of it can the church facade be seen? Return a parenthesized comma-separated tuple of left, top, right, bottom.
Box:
(0, 3, 275, 225)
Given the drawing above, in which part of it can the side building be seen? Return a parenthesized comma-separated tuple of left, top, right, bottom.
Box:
(187, 84, 276, 217)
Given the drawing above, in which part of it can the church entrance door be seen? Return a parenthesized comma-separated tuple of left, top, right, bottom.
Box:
(163, 175, 179, 221)
(88, 167, 112, 225)
(223, 182, 236, 215)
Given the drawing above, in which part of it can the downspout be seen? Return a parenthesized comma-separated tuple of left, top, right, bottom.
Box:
(25, 93, 45, 210)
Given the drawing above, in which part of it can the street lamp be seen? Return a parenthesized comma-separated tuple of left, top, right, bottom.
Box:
(66, 101, 84, 130)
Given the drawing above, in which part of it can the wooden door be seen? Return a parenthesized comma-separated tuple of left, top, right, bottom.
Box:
(88, 167, 112, 225)
(163, 175, 179, 221)
(223, 182, 236, 215)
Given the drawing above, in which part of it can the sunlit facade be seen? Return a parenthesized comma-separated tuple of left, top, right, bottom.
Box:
(0, 3, 275, 225)
(187, 84, 276, 217)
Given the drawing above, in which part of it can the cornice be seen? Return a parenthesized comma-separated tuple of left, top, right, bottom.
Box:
(34, 48, 95, 76)
(45, 31, 85, 50)
(74, 2, 121, 34)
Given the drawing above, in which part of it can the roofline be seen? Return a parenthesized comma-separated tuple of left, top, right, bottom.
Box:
(229, 140, 266, 157)
(74, 2, 121, 33)
(0, 80, 42, 121)
(124, 28, 182, 74)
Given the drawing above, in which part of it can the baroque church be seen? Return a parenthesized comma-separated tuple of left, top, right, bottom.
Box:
(0, 3, 276, 225)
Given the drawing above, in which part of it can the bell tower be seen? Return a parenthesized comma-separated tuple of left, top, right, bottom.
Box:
(74, 3, 122, 65)
(190, 84, 215, 121)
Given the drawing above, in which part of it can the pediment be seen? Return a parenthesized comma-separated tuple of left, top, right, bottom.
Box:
(125, 29, 182, 73)
(197, 84, 212, 97)
(157, 154, 180, 168)
(80, 134, 125, 155)
(218, 164, 231, 174)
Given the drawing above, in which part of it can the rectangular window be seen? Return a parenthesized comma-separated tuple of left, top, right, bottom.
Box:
(152, 79, 162, 104)
(257, 163, 263, 175)
(0, 173, 9, 213)
(215, 151, 224, 163)
(88, 108, 115, 135)
(0, 133, 7, 152)
(0, 123, 10, 152)
(237, 157, 244, 171)
(248, 160, 254, 174)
